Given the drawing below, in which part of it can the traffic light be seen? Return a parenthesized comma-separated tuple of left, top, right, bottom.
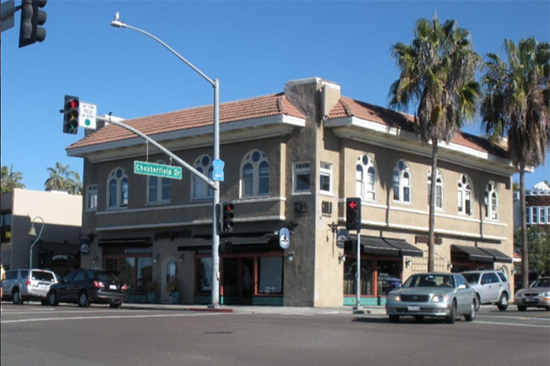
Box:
(63, 95, 79, 134)
(19, 0, 48, 48)
(346, 197, 361, 231)
(222, 202, 234, 232)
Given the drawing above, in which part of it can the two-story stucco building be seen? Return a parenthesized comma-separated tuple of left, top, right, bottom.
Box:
(66, 77, 515, 307)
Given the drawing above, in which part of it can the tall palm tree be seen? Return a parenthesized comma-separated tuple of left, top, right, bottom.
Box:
(388, 16, 481, 271)
(481, 37, 549, 288)
(1, 165, 26, 193)
(44, 162, 82, 195)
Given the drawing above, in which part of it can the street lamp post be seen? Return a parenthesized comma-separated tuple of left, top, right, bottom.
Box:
(29, 216, 45, 268)
(111, 13, 222, 308)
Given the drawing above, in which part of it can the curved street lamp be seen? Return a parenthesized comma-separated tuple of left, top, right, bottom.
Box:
(29, 216, 45, 268)
(111, 13, 221, 308)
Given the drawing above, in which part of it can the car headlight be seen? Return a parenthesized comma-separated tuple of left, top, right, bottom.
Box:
(390, 294, 401, 302)
(543, 292, 550, 297)
(431, 294, 449, 302)
(515, 292, 524, 297)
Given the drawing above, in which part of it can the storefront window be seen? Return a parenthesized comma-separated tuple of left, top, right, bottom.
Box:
(137, 257, 153, 293)
(344, 258, 373, 296)
(119, 258, 135, 292)
(197, 257, 212, 293)
(377, 260, 401, 296)
(103, 247, 152, 295)
(258, 257, 282, 294)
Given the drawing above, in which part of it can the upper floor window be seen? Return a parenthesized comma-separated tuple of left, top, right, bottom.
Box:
(356, 154, 376, 201)
(393, 160, 411, 203)
(320, 161, 333, 195)
(484, 181, 498, 220)
(107, 168, 128, 208)
(427, 169, 443, 210)
(293, 162, 311, 194)
(192, 155, 213, 200)
(241, 150, 269, 197)
(86, 185, 98, 211)
(457, 174, 472, 215)
(148, 161, 170, 204)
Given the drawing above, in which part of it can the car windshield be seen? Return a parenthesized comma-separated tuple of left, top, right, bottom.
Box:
(404, 274, 455, 288)
(94, 271, 122, 283)
(531, 278, 550, 288)
(462, 273, 480, 285)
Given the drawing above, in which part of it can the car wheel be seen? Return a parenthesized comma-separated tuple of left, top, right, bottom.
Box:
(465, 300, 476, 322)
(389, 315, 400, 323)
(517, 305, 527, 311)
(446, 300, 456, 324)
(12, 289, 23, 305)
(78, 291, 90, 307)
(48, 291, 59, 306)
(546, 306, 550, 311)
(497, 293, 508, 311)
(475, 294, 481, 311)
(110, 302, 122, 309)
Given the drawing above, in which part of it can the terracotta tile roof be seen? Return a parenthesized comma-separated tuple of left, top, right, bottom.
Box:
(329, 96, 509, 159)
(67, 93, 304, 150)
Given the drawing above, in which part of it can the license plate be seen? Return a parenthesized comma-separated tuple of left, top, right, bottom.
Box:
(109, 285, 117, 290)
(408, 306, 420, 312)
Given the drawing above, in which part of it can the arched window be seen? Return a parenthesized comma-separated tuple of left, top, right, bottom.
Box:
(393, 160, 411, 203)
(107, 168, 129, 208)
(457, 174, 472, 215)
(427, 169, 443, 210)
(192, 155, 213, 200)
(356, 154, 376, 201)
(485, 181, 499, 220)
(148, 161, 171, 204)
(241, 150, 269, 197)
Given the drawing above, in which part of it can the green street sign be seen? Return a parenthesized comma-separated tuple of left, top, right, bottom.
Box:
(134, 161, 182, 180)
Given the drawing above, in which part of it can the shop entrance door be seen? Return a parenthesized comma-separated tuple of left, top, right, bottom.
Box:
(222, 258, 254, 305)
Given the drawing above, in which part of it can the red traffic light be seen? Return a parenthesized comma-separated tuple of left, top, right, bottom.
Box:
(68, 99, 79, 109)
(348, 201, 357, 210)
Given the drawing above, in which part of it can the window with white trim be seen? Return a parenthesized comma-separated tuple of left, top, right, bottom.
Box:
(539, 207, 547, 224)
(356, 154, 376, 201)
(457, 174, 472, 215)
(240, 150, 269, 197)
(427, 169, 443, 210)
(393, 160, 411, 203)
(526, 207, 532, 224)
(86, 185, 98, 211)
(107, 168, 128, 208)
(293, 162, 311, 194)
(320, 161, 332, 194)
(192, 155, 214, 200)
(148, 161, 171, 204)
(484, 182, 498, 220)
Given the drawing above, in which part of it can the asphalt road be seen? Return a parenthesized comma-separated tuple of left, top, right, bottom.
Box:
(1, 304, 549, 366)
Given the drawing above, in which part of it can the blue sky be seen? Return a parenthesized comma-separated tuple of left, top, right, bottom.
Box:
(2, 0, 549, 191)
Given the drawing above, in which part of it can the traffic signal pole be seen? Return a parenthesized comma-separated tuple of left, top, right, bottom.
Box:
(110, 14, 222, 308)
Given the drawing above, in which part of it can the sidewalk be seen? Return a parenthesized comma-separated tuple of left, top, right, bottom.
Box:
(120, 302, 387, 315)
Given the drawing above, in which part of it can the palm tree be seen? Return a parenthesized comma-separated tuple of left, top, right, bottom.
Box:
(44, 162, 82, 195)
(388, 16, 481, 272)
(481, 37, 549, 289)
(1, 165, 26, 193)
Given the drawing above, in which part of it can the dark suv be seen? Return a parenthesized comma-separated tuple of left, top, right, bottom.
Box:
(47, 269, 128, 308)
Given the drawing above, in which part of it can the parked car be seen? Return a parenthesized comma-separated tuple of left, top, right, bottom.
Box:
(461, 270, 511, 311)
(1, 268, 58, 305)
(385, 272, 476, 324)
(47, 269, 128, 308)
(514, 277, 550, 311)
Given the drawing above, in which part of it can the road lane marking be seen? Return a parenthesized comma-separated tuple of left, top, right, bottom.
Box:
(1, 312, 225, 324)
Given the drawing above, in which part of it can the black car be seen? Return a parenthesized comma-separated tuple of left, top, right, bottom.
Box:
(47, 269, 128, 308)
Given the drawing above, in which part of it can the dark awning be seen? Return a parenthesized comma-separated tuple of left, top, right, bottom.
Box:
(98, 237, 151, 247)
(452, 245, 494, 263)
(223, 234, 274, 245)
(39, 241, 80, 255)
(349, 236, 422, 257)
(479, 248, 513, 264)
(384, 238, 424, 257)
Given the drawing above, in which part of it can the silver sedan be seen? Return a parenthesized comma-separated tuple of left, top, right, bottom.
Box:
(385, 272, 476, 324)
(514, 277, 550, 311)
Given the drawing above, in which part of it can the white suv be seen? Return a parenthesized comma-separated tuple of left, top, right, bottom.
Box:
(461, 270, 511, 311)
(2, 268, 58, 305)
